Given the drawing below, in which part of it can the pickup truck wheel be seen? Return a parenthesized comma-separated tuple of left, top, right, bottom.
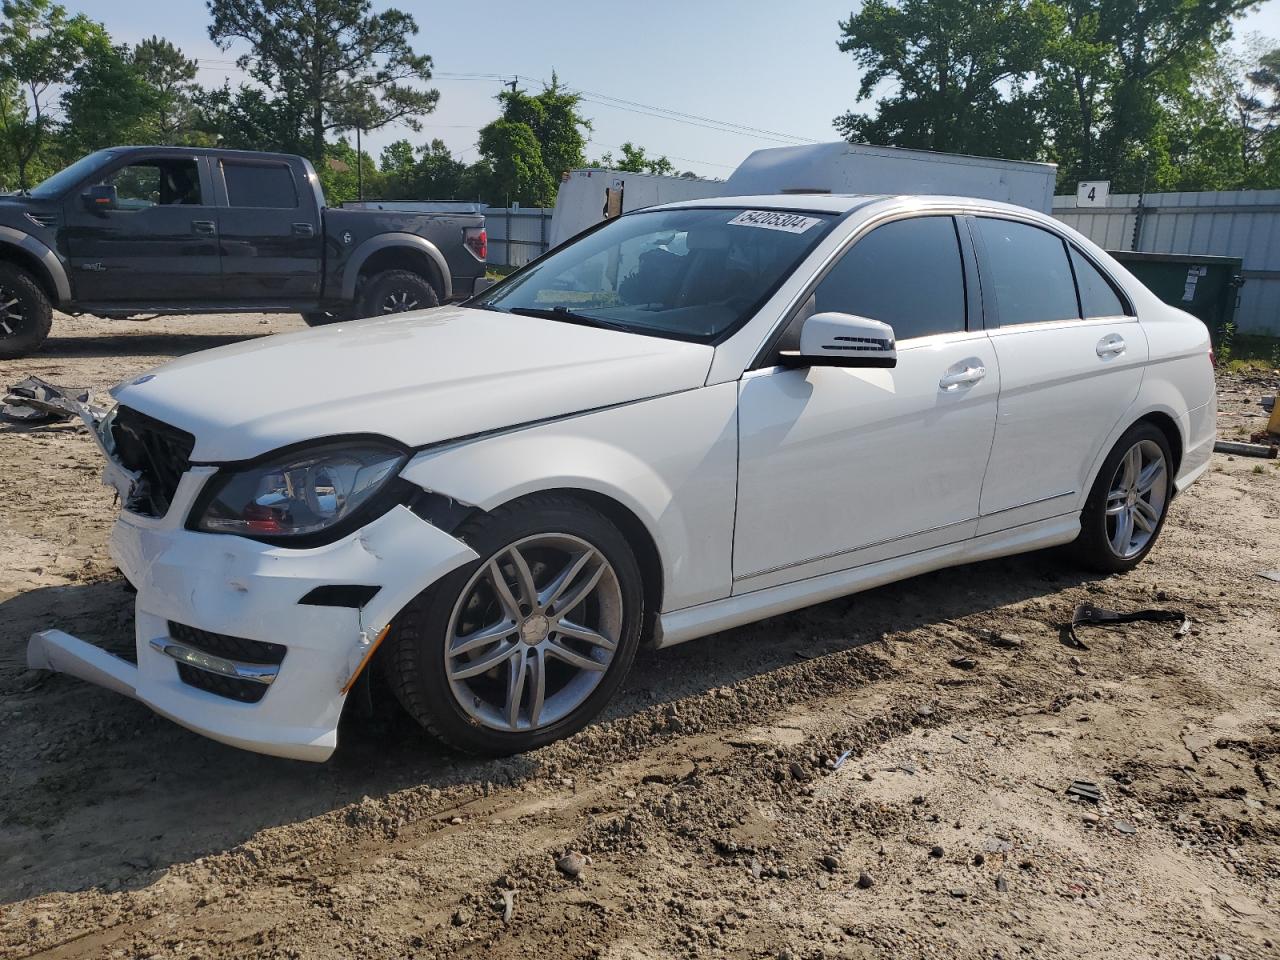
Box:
(381, 494, 644, 755)
(0, 263, 54, 359)
(359, 269, 439, 318)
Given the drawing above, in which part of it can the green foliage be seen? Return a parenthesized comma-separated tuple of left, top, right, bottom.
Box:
(472, 76, 592, 206)
(316, 136, 382, 205)
(191, 81, 307, 154)
(61, 41, 157, 155)
(133, 36, 200, 144)
(594, 142, 675, 175)
(834, 0, 1279, 192)
(0, 0, 107, 190)
(207, 0, 439, 163)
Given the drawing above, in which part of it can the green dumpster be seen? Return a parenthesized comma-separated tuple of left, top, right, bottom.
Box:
(1107, 250, 1244, 339)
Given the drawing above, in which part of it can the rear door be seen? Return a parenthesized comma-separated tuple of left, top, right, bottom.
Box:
(61, 154, 221, 301)
(213, 157, 322, 300)
(971, 216, 1147, 533)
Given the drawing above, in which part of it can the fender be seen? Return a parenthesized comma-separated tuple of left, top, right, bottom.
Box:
(399, 384, 740, 613)
(0, 226, 71, 302)
(341, 232, 452, 302)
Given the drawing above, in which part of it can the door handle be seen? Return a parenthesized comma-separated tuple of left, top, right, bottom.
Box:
(292, 222, 315, 237)
(1096, 334, 1126, 358)
(191, 219, 216, 235)
(939, 364, 987, 391)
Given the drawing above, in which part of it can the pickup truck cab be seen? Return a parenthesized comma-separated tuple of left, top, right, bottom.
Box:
(0, 146, 488, 357)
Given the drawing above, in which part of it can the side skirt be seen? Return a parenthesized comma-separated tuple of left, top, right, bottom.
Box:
(654, 513, 1080, 649)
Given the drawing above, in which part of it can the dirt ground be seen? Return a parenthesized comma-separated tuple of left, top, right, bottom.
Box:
(1, 312, 1278, 960)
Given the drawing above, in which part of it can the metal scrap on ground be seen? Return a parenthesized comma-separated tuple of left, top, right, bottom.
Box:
(1062, 603, 1188, 650)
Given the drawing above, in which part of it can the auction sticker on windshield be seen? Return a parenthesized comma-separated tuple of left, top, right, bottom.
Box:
(728, 210, 823, 233)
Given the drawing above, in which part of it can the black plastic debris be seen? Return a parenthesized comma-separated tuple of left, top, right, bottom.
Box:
(1066, 780, 1103, 803)
(1062, 603, 1188, 650)
(2, 376, 92, 424)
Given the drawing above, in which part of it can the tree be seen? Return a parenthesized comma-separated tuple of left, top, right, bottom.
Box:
(474, 117, 555, 206)
(595, 141, 674, 175)
(133, 36, 199, 144)
(492, 73, 590, 179)
(207, 0, 439, 163)
(61, 39, 157, 155)
(413, 139, 472, 199)
(316, 135, 381, 204)
(0, 0, 106, 190)
(833, 0, 1053, 157)
(192, 81, 307, 154)
(1037, 0, 1258, 190)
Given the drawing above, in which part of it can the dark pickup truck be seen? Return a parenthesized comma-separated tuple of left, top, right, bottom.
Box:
(0, 146, 488, 357)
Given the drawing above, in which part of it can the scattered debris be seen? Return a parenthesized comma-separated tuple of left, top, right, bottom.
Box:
(1063, 603, 1188, 650)
(857, 870, 874, 889)
(1114, 821, 1137, 835)
(2, 376, 97, 424)
(1213, 439, 1277, 459)
(498, 889, 516, 923)
(929, 845, 945, 859)
(554, 851, 590, 880)
(821, 854, 841, 873)
(1066, 780, 1103, 804)
(1258, 570, 1280, 584)
(996, 874, 1009, 893)
(832, 748, 854, 770)
(949, 656, 977, 670)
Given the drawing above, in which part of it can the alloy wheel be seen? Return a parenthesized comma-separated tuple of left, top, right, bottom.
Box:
(0, 284, 28, 338)
(1105, 438, 1168, 559)
(445, 533, 623, 733)
(381, 290, 419, 313)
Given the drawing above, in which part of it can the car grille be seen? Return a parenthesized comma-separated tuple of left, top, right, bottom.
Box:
(110, 406, 195, 518)
(167, 621, 287, 704)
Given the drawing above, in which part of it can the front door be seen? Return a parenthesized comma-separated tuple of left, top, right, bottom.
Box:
(968, 216, 1148, 533)
(61, 155, 221, 302)
(734, 215, 999, 592)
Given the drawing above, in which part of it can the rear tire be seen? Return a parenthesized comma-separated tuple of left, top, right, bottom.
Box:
(0, 263, 53, 359)
(381, 494, 644, 755)
(1072, 422, 1174, 573)
(357, 269, 439, 318)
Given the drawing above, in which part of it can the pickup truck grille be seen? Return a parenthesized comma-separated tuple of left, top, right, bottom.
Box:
(110, 406, 195, 518)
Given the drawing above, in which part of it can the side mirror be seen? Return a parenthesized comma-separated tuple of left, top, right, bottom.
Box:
(82, 183, 117, 213)
(779, 312, 898, 369)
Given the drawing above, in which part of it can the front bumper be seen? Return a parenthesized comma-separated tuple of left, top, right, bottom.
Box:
(28, 465, 478, 762)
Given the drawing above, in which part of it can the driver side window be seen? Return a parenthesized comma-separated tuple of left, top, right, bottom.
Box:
(813, 216, 968, 340)
(102, 159, 203, 211)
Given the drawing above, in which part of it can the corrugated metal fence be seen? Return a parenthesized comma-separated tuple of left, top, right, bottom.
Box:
(1053, 190, 1280, 335)
(485, 207, 553, 268)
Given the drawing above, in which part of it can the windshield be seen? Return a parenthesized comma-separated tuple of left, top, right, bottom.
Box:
(28, 150, 117, 199)
(475, 206, 837, 342)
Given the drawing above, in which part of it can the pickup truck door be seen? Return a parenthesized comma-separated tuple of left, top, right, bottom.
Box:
(213, 157, 322, 300)
(61, 154, 222, 302)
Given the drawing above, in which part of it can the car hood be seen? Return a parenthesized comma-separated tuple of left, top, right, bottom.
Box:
(111, 306, 714, 462)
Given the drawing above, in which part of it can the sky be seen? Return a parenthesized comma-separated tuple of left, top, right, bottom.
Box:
(65, 0, 1280, 180)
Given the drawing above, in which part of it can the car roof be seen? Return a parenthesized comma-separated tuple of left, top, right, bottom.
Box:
(647, 193, 1054, 221)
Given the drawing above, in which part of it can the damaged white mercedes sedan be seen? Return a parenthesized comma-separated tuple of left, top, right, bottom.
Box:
(28, 195, 1216, 761)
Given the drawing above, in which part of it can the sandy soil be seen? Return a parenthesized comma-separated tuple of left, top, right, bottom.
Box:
(0, 313, 1278, 960)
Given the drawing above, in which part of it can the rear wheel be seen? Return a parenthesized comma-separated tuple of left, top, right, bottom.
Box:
(0, 263, 53, 359)
(357, 269, 439, 318)
(1072, 422, 1173, 573)
(381, 495, 644, 755)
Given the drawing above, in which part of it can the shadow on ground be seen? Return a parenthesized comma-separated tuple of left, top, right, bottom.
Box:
(0, 549, 1096, 903)
(14, 331, 271, 360)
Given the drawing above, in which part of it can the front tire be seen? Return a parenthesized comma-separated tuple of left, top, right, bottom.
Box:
(0, 263, 54, 359)
(1072, 422, 1174, 573)
(357, 269, 439, 318)
(381, 494, 645, 755)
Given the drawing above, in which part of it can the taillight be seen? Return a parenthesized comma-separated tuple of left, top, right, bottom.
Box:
(465, 227, 487, 261)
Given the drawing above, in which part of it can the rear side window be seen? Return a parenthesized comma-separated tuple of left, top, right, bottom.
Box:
(975, 218, 1079, 325)
(222, 161, 298, 208)
(1069, 247, 1128, 318)
(813, 216, 967, 339)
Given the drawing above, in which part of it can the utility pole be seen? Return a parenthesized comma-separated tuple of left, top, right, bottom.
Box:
(356, 125, 364, 201)
(508, 78, 518, 93)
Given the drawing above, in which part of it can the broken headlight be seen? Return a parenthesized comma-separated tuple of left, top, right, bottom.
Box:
(191, 441, 407, 538)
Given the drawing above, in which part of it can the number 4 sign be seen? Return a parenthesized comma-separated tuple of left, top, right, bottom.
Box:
(1077, 181, 1110, 207)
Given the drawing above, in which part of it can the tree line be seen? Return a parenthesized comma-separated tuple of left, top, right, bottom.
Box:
(0, 0, 678, 205)
(836, 0, 1280, 192)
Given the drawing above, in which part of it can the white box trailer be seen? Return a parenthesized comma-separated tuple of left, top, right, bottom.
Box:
(548, 142, 1057, 248)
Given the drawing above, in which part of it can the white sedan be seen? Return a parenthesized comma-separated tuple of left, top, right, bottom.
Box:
(29, 195, 1217, 760)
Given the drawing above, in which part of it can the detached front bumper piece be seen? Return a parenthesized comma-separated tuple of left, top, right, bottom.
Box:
(28, 469, 479, 761)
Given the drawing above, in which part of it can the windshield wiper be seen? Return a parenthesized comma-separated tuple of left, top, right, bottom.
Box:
(506, 306, 628, 331)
